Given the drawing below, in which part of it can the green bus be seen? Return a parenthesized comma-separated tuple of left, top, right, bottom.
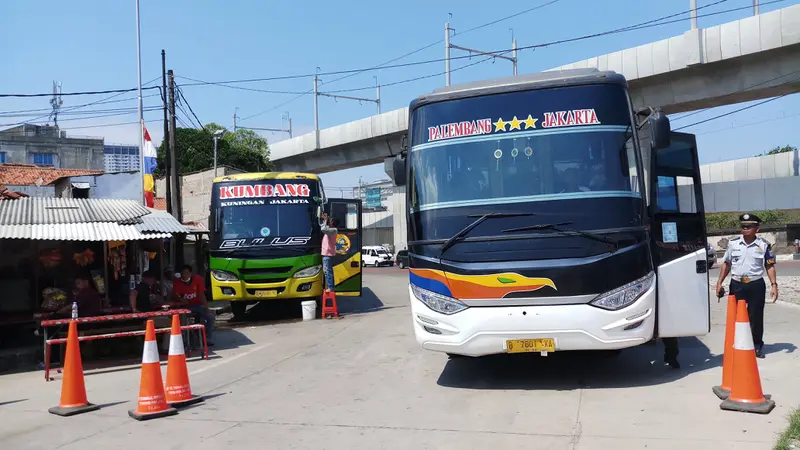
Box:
(208, 172, 363, 319)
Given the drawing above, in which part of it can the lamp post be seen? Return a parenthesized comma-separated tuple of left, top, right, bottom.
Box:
(213, 129, 226, 177)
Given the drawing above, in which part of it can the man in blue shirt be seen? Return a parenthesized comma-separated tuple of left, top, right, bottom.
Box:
(715, 213, 779, 359)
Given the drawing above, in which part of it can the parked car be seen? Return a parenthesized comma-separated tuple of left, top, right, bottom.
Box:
(395, 250, 409, 269)
(362, 246, 393, 267)
(707, 243, 716, 269)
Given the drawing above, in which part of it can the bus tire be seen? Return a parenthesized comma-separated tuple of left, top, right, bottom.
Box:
(230, 301, 248, 320)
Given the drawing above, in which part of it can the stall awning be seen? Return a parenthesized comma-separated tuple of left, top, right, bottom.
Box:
(0, 198, 190, 241)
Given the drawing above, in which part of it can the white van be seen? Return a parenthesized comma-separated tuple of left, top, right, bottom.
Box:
(362, 246, 393, 267)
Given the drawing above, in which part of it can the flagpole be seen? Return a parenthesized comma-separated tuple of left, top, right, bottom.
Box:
(135, 0, 145, 205)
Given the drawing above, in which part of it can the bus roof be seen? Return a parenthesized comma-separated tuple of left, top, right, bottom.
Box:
(212, 172, 321, 183)
(409, 68, 626, 111)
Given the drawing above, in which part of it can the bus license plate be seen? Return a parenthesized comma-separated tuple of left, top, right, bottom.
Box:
(506, 338, 555, 353)
(254, 290, 277, 298)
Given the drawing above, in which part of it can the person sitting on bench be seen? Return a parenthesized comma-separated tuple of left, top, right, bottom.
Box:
(57, 275, 103, 318)
(130, 270, 164, 313)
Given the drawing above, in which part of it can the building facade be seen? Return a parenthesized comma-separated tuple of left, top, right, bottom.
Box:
(0, 124, 104, 170)
(104, 144, 140, 172)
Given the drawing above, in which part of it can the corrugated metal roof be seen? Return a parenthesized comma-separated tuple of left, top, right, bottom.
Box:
(136, 208, 191, 234)
(0, 197, 150, 225)
(0, 223, 171, 241)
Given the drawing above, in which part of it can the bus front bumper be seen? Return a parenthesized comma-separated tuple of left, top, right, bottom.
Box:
(212, 274, 323, 301)
(410, 285, 655, 357)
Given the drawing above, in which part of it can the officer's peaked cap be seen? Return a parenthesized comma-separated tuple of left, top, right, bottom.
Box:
(739, 213, 761, 225)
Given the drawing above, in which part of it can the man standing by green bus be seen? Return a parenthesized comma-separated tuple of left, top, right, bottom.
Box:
(320, 212, 337, 292)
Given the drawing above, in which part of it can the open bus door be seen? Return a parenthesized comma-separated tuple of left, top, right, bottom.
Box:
(325, 199, 363, 297)
(650, 132, 711, 337)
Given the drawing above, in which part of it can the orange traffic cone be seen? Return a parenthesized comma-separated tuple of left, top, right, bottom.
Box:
(128, 320, 177, 420)
(48, 320, 100, 416)
(720, 300, 775, 414)
(713, 295, 738, 400)
(165, 314, 203, 408)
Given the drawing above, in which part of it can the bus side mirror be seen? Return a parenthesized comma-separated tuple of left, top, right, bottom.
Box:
(392, 154, 407, 187)
(648, 109, 671, 150)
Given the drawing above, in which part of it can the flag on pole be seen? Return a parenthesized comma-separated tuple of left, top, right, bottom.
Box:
(142, 125, 157, 208)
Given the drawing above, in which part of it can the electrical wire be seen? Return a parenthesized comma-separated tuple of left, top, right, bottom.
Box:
(0, 92, 161, 116)
(322, 0, 563, 87)
(671, 68, 800, 122)
(238, 0, 758, 121)
(674, 91, 796, 131)
(0, 85, 161, 98)
(188, 0, 763, 91)
(176, 86, 205, 129)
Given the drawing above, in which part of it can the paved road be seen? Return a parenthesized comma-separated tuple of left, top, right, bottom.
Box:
(2, 269, 800, 449)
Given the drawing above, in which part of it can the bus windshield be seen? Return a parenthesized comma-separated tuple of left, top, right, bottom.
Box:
(211, 179, 321, 249)
(220, 203, 315, 240)
(409, 84, 639, 213)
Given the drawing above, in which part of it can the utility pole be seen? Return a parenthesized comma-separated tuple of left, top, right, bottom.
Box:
(314, 73, 380, 142)
(444, 21, 518, 84)
(238, 112, 293, 138)
(690, 0, 698, 29)
(313, 73, 320, 149)
(445, 22, 452, 86)
(167, 69, 183, 268)
(162, 50, 172, 216)
(753, 0, 759, 15)
(233, 107, 238, 132)
(375, 77, 381, 114)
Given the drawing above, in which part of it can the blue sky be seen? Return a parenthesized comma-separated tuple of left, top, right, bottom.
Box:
(2, 0, 798, 193)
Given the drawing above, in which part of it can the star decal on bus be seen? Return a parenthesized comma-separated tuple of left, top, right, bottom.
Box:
(508, 116, 522, 130)
(523, 115, 538, 129)
(493, 117, 507, 132)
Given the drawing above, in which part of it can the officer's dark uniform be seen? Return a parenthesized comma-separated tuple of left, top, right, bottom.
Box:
(722, 213, 776, 359)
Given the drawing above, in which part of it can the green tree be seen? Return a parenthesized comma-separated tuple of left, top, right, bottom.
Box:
(155, 123, 274, 176)
(755, 145, 797, 157)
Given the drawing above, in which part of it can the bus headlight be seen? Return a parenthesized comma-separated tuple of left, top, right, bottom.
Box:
(211, 269, 239, 282)
(411, 284, 468, 315)
(590, 272, 655, 311)
(293, 265, 322, 278)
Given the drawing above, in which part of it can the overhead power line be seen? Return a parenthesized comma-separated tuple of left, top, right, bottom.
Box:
(188, 0, 757, 92)
(0, 85, 160, 98)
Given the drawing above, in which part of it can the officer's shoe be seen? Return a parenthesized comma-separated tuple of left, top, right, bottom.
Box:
(664, 355, 681, 369)
(756, 346, 765, 359)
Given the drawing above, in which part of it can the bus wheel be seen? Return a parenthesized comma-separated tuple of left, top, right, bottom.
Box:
(230, 302, 248, 321)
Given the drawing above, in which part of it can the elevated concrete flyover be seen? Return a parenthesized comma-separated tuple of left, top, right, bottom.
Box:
(272, 4, 800, 174)
(271, 108, 407, 174)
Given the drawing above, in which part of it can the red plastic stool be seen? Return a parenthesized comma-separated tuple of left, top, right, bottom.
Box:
(321, 291, 339, 319)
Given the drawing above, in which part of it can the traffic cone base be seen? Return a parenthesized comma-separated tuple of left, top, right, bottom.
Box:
(128, 405, 177, 421)
(49, 402, 100, 417)
(712, 295, 738, 401)
(129, 320, 179, 421)
(720, 396, 775, 414)
(49, 320, 99, 417)
(164, 315, 204, 408)
(712, 386, 730, 401)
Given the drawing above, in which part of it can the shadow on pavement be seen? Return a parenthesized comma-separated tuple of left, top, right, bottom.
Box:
(763, 342, 797, 356)
(338, 288, 387, 316)
(437, 337, 719, 390)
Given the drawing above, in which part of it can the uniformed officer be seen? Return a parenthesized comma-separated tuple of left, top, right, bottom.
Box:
(715, 213, 779, 359)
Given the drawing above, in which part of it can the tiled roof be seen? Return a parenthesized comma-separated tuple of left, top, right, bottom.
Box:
(0, 164, 104, 186)
(0, 187, 29, 200)
(153, 197, 167, 210)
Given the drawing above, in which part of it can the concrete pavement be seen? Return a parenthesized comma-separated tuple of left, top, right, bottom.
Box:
(1, 269, 800, 449)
